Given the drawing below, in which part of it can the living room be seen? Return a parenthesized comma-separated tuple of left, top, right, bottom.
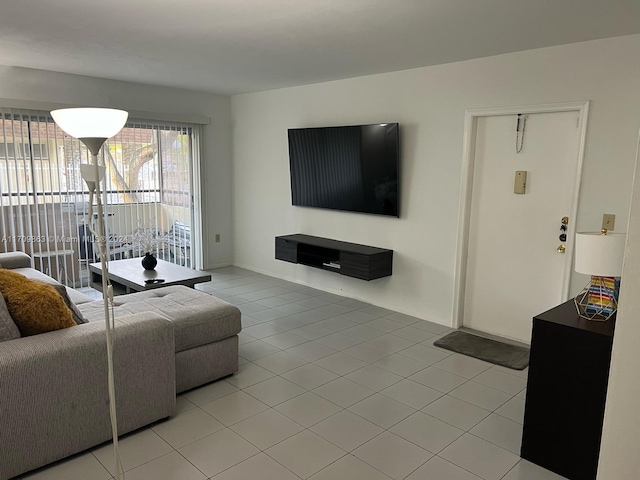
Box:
(1, 1, 640, 479)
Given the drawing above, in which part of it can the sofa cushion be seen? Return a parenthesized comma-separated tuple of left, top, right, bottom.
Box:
(0, 269, 76, 336)
(0, 251, 32, 269)
(64, 286, 95, 306)
(49, 284, 88, 325)
(11, 267, 94, 305)
(0, 291, 21, 342)
(77, 286, 241, 352)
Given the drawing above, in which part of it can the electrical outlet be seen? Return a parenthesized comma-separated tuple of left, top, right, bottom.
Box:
(602, 214, 616, 231)
(215, 234, 221, 243)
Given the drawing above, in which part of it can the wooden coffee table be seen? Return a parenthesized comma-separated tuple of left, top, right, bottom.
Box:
(89, 257, 212, 294)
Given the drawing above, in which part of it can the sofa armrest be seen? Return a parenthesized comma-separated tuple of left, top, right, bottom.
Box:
(0, 251, 32, 269)
(0, 313, 176, 480)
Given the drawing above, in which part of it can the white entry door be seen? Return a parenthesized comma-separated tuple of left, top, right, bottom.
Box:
(463, 111, 581, 344)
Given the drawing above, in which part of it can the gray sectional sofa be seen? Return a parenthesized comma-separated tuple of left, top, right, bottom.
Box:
(0, 252, 241, 480)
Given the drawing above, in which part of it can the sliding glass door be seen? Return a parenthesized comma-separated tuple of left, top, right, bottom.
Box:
(0, 108, 202, 287)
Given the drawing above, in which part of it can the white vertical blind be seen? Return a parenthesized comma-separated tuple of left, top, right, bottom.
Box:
(0, 107, 202, 287)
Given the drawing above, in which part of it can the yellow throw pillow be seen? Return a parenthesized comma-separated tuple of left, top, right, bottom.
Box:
(0, 269, 76, 336)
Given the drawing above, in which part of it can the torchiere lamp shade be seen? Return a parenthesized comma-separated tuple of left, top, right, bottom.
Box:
(51, 108, 128, 139)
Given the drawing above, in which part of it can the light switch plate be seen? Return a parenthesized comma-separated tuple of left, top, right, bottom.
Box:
(602, 214, 616, 231)
(514, 171, 527, 194)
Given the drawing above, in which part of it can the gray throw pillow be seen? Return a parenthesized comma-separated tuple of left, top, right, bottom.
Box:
(49, 284, 89, 325)
(0, 290, 21, 341)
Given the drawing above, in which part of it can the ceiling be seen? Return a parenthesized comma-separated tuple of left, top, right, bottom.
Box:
(0, 0, 638, 95)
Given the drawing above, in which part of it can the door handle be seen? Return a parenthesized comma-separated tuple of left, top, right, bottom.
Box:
(558, 217, 569, 253)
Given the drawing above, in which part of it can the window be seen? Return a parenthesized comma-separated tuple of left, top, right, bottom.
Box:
(0, 108, 202, 286)
(0, 142, 50, 159)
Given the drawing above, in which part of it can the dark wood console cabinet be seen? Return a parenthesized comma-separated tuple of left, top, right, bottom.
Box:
(275, 234, 393, 281)
(521, 299, 615, 480)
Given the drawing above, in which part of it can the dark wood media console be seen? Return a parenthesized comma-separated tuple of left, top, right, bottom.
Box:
(275, 234, 393, 281)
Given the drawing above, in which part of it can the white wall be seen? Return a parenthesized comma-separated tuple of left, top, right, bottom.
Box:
(231, 34, 640, 326)
(0, 66, 233, 269)
(597, 132, 640, 479)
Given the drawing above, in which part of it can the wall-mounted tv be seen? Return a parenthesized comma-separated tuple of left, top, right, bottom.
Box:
(288, 123, 399, 217)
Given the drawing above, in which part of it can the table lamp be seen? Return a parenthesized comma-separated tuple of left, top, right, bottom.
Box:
(574, 229, 626, 321)
(51, 107, 128, 480)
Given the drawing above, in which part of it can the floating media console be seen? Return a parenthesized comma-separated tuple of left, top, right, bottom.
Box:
(275, 234, 393, 281)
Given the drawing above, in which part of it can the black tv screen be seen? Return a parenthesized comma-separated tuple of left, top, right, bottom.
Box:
(288, 123, 399, 217)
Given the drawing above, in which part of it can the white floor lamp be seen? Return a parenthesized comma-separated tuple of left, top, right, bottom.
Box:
(51, 107, 128, 480)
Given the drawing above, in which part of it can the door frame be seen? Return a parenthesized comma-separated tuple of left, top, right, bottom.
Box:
(452, 101, 590, 329)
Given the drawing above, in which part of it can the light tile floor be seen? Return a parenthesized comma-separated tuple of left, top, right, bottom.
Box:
(19, 267, 567, 480)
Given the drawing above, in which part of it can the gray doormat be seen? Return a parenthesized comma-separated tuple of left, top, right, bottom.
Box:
(433, 331, 530, 370)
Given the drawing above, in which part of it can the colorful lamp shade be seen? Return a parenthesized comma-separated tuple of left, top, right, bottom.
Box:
(574, 230, 626, 321)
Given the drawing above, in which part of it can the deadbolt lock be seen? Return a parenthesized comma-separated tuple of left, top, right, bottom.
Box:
(561, 217, 569, 225)
(557, 244, 566, 254)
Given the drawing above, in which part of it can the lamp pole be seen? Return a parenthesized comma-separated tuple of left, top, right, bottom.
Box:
(84, 143, 124, 480)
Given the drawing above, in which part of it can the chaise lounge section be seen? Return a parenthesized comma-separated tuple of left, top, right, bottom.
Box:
(79, 285, 241, 393)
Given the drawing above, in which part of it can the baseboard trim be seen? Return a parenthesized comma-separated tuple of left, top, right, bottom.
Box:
(231, 262, 451, 329)
(203, 261, 232, 270)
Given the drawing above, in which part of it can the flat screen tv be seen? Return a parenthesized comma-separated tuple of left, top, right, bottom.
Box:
(288, 123, 399, 217)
